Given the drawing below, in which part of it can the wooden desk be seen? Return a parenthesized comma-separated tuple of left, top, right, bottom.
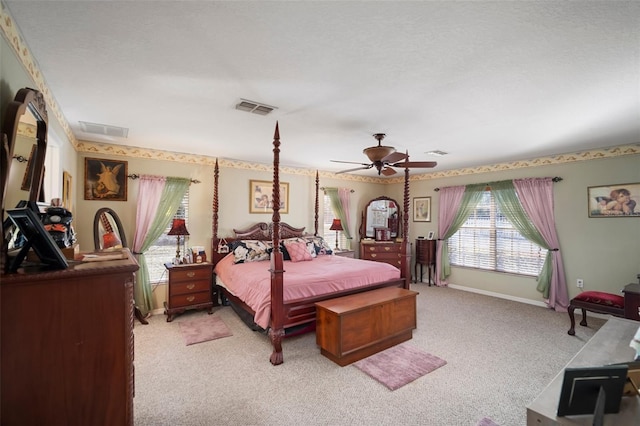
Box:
(526, 317, 640, 425)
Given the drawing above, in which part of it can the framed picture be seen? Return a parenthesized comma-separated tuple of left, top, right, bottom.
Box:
(413, 196, 431, 222)
(84, 158, 128, 201)
(427, 231, 435, 240)
(250, 180, 289, 214)
(20, 144, 36, 191)
(587, 182, 639, 217)
(62, 171, 72, 211)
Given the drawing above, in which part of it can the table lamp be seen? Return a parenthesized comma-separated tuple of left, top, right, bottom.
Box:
(329, 218, 343, 250)
(168, 218, 189, 262)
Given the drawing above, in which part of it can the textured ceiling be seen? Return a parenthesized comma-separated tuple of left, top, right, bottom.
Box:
(4, 1, 640, 176)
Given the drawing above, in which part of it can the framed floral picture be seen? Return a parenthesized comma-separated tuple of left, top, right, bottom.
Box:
(413, 196, 431, 222)
(588, 183, 639, 217)
(84, 158, 128, 201)
(250, 180, 289, 214)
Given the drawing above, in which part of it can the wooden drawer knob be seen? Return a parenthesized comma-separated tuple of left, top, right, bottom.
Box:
(187, 272, 196, 278)
(384, 247, 391, 251)
(186, 296, 195, 302)
(370, 254, 377, 258)
(186, 284, 195, 290)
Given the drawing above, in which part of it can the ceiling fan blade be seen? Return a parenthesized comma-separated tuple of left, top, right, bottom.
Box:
(391, 161, 438, 168)
(336, 164, 373, 174)
(330, 159, 370, 166)
(381, 167, 397, 176)
(382, 152, 407, 164)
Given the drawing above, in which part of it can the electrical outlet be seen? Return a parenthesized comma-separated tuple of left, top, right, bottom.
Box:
(576, 279, 584, 288)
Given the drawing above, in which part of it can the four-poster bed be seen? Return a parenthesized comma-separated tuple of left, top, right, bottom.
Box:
(211, 123, 413, 365)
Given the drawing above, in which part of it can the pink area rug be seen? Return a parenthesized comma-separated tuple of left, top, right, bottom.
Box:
(178, 315, 233, 346)
(353, 343, 446, 390)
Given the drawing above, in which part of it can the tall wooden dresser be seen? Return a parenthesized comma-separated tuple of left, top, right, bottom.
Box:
(1, 249, 139, 426)
(360, 241, 402, 269)
(414, 238, 436, 285)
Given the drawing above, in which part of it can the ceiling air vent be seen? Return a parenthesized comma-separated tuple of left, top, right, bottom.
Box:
(235, 99, 277, 116)
(79, 121, 129, 138)
(425, 150, 448, 156)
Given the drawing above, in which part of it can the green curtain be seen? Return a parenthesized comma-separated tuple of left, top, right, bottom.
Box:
(325, 188, 352, 249)
(489, 180, 553, 298)
(439, 183, 485, 280)
(135, 177, 191, 315)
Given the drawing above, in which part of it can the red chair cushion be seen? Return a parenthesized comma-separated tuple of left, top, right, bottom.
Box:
(572, 291, 624, 308)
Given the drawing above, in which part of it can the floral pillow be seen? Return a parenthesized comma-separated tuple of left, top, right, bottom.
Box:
(283, 240, 313, 262)
(230, 240, 272, 264)
(304, 235, 333, 255)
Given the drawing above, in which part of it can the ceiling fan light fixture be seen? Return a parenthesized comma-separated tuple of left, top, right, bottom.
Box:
(363, 145, 395, 162)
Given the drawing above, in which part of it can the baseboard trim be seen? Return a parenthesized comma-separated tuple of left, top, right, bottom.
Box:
(446, 283, 612, 320)
(447, 283, 548, 308)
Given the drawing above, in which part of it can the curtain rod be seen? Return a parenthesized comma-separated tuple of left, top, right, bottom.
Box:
(433, 177, 562, 191)
(320, 187, 355, 193)
(127, 174, 201, 184)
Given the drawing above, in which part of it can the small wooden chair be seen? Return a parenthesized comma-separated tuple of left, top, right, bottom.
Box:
(567, 291, 625, 335)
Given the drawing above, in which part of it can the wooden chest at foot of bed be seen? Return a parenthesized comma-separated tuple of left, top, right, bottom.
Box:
(315, 287, 417, 366)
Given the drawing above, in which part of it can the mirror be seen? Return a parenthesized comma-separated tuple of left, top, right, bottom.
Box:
(94, 208, 127, 250)
(361, 196, 400, 239)
(1, 88, 48, 269)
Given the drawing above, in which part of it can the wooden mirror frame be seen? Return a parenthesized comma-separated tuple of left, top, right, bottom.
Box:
(359, 196, 401, 240)
(1, 88, 48, 272)
(93, 208, 128, 250)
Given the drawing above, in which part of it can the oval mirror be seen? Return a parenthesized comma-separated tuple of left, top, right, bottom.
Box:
(93, 208, 127, 250)
(361, 196, 400, 239)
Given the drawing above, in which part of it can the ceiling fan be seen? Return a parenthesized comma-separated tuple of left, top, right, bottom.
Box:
(331, 133, 437, 176)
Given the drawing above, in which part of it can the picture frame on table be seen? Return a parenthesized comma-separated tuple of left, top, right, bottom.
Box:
(413, 196, 431, 222)
(587, 182, 639, 218)
(84, 158, 128, 201)
(250, 179, 289, 214)
(427, 231, 435, 240)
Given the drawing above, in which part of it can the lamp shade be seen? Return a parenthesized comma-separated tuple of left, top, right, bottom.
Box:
(329, 219, 343, 231)
(167, 218, 189, 236)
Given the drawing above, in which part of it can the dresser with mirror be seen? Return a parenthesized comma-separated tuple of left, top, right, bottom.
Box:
(359, 196, 404, 269)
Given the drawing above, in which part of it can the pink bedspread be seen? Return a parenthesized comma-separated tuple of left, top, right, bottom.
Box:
(214, 254, 401, 329)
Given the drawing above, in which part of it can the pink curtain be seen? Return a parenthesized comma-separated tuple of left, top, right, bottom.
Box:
(514, 178, 569, 311)
(338, 188, 352, 233)
(435, 185, 466, 286)
(132, 175, 165, 252)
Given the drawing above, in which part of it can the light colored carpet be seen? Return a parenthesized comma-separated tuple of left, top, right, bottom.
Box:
(178, 315, 233, 346)
(133, 285, 605, 425)
(353, 343, 446, 390)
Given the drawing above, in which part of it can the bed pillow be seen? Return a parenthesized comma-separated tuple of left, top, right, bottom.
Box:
(230, 240, 271, 264)
(304, 235, 333, 255)
(283, 241, 313, 262)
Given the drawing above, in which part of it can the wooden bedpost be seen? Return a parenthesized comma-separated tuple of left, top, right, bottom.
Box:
(402, 154, 411, 289)
(212, 159, 219, 243)
(269, 122, 285, 365)
(314, 171, 319, 236)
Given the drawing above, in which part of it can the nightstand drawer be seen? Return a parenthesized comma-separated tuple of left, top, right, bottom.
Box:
(169, 267, 211, 283)
(170, 279, 210, 296)
(362, 244, 400, 254)
(169, 291, 212, 308)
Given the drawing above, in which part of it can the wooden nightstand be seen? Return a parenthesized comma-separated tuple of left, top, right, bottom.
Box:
(334, 250, 355, 258)
(164, 262, 216, 322)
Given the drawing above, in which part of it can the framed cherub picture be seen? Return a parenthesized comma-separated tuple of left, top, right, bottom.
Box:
(84, 158, 128, 201)
(588, 183, 639, 217)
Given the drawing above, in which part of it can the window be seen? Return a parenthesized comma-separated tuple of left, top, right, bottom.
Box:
(322, 195, 348, 250)
(146, 190, 189, 283)
(447, 191, 546, 276)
